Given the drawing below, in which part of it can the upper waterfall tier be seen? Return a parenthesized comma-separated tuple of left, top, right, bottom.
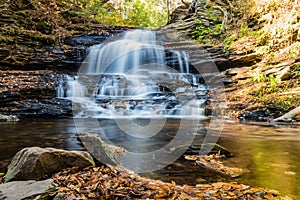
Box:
(85, 29, 166, 74)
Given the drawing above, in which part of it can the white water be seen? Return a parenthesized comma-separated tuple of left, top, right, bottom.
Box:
(57, 29, 207, 119)
(85, 30, 165, 74)
(57, 75, 87, 98)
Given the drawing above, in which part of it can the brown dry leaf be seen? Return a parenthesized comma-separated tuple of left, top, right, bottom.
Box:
(212, 182, 225, 189)
(160, 184, 171, 195)
(92, 167, 99, 172)
(51, 166, 289, 200)
(184, 155, 199, 161)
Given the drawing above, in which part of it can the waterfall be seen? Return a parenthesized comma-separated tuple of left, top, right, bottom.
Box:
(85, 30, 165, 74)
(57, 75, 87, 98)
(57, 29, 208, 118)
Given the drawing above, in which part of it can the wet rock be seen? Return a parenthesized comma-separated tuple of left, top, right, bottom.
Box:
(0, 70, 74, 117)
(1, 98, 72, 118)
(0, 114, 19, 122)
(6, 98, 72, 117)
(4, 147, 95, 182)
(0, 70, 56, 103)
(238, 110, 271, 121)
(64, 35, 109, 46)
(0, 179, 56, 200)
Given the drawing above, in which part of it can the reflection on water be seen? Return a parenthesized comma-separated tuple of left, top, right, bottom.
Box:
(0, 119, 299, 198)
(219, 122, 300, 199)
(0, 119, 82, 172)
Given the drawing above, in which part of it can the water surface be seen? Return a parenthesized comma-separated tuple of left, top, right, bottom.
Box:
(0, 119, 299, 199)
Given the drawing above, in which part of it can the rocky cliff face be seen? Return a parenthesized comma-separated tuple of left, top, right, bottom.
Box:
(0, 70, 73, 117)
(166, 0, 300, 120)
(0, 0, 128, 69)
(0, 0, 129, 117)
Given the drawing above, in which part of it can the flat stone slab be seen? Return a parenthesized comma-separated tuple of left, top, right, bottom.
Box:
(0, 179, 55, 200)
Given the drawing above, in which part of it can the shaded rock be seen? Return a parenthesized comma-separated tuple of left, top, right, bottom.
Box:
(0, 114, 19, 122)
(229, 52, 262, 67)
(238, 110, 272, 121)
(187, 143, 234, 157)
(0, 179, 56, 200)
(4, 147, 95, 182)
(78, 133, 123, 166)
(0, 69, 73, 117)
(1, 98, 73, 118)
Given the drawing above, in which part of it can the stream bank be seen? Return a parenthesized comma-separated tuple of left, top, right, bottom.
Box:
(164, 0, 300, 121)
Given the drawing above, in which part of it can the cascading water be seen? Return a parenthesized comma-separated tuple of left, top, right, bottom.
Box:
(57, 29, 208, 118)
(85, 29, 165, 74)
(57, 75, 87, 98)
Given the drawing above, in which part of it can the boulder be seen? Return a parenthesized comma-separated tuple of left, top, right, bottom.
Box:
(0, 179, 56, 200)
(78, 133, 125, 166)
(4, 147, 95, 182)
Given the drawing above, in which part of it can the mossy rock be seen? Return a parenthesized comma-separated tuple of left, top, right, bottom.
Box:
(9, 0, 37, 11)
(36, 21, 53, 34)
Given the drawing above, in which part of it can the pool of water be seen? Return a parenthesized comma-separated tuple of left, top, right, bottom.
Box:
(219, 122, 300, 199)
(0, 119, 299, 199)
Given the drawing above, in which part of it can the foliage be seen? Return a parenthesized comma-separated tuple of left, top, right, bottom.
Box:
(188, 0, 300, 115)
(248, 68, 299, 111)
(266, 74, 280, 92)
(238, 0, 300, 59)
(77, 0, 168, 28)
(252, 71, 267, 83)
(192, 19, 226, 45)
(257, 93, 300, 111)
(123, 0, 168, 28)
(291, 64, 300, 79)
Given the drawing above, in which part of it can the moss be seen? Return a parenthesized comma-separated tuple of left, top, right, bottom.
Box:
(0, 35, 14, 43)
(16, 11, 29, 18)
(36, 21, 53, 34)
(31, 33, 57, 44)
(192, 19, 227, 45)
(291, 64, 300, 79)
(259, 94, 300, 111)
(204, 7, 222, 23)
(60, 10, 78, 21)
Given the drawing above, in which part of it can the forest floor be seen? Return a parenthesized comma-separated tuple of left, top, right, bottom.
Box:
(224, 67, 300, 121)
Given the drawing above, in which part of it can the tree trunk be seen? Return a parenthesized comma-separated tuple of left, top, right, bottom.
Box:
(273, 106, 300, 121)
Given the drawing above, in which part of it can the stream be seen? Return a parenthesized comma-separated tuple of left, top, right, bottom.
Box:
(0, 29, 298, 199)
(0, 119, 299, 199)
